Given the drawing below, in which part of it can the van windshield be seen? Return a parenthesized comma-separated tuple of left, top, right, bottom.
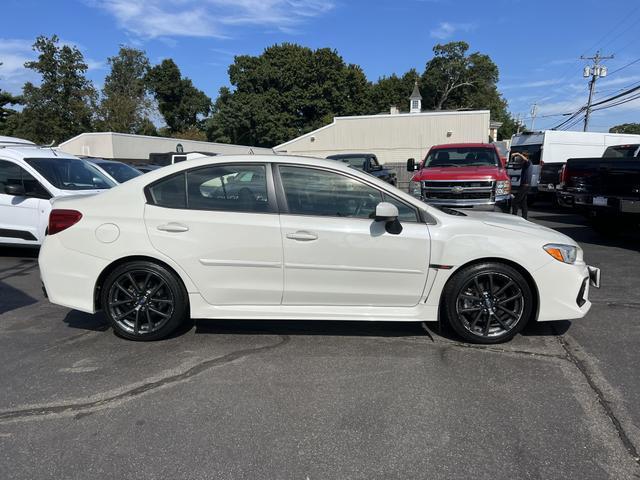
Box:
(424, 148, 499, 168)
(508, 144, 542, 166)
(25, 158, 116, 190)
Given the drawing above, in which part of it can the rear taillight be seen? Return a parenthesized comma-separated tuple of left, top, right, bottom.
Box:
(48, 209, 83, 235)
(559, 165, 567, 184)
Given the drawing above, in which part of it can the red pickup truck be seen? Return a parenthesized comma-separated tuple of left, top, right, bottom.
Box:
(406, 143, 511, 211)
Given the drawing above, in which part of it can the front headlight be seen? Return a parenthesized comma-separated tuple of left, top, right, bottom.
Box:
(409, 180, 421, 198)
(496, 180, 511, 196)
(543, 243, 578, 264)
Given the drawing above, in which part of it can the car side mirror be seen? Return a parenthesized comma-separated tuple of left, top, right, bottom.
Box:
(370, 164, 383, 172)
(374, 202, 403, 234)
(4, 184, 26, 196)
(407, 158, 416, 172)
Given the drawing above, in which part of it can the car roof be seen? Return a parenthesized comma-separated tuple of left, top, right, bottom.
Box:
(0, 145, 82, 162)
(430, 143, 495, 150)
(327, 153, 375, 158)
(85, 157, 124, 165)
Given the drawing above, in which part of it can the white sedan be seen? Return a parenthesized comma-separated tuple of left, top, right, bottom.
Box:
(39, 155, 600, 344)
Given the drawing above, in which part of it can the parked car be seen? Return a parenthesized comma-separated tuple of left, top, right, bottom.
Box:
(39, 154, 599, 344)
(326, 153, 397, 185)
(0, 136, 116, 247)
(557, 144, 640, 222)
(136, 164, 164, 174)
(406, 143, 511, 211)
(507, 130, 640, 203)
(85, 158, 143, 183)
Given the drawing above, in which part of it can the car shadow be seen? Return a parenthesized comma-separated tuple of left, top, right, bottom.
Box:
(421, 318, 571, 343)
(0, 246, 39, 259)
(63, 310, 110, 332)
(0, 280, 38, 315)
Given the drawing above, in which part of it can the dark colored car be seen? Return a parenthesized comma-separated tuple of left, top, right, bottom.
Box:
(85, 158, 143, 183)
(557, 144, 640, 222)
(326, 153, 397, 186)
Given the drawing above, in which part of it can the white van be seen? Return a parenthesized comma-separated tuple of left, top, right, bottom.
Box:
(507, 130, 640, 200)
(0, 136, 116, 247)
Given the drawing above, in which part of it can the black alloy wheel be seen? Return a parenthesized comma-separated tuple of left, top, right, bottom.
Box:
(101, 261, 188, 341)
(444, 262, 533, 344)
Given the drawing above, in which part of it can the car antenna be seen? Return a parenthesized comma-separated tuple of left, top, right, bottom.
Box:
(42, 140, 58, 156)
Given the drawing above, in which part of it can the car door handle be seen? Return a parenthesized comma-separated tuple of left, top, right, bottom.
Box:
(286, 231, 318, 241)
(157, 223, 189, 233)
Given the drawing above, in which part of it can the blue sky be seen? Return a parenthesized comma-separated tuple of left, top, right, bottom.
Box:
(1, 0, 639, 132)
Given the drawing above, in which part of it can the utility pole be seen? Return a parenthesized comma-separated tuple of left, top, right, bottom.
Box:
(581, 51, 614, 132)
(530, 103, 538, 131)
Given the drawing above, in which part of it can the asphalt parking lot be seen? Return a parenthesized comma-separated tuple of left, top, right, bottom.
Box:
(1, 206, 639, 480)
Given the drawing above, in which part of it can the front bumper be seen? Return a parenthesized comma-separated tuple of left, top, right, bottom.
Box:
(421, 194, 511, 208)
(533, 260, 599, 321)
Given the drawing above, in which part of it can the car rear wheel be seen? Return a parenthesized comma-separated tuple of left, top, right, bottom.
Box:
(443, 262, 533, 344)
(101, 261, 188, 341)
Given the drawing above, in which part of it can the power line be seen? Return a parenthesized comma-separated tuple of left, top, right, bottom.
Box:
(607, 56, 640, 76)
(581, 51, 615, 131)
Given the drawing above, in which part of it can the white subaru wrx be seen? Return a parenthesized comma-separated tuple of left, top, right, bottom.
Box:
(39, 155, 600, 344)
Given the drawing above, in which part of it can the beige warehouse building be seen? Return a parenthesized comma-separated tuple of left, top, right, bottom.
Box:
(274, 109, 491, 165)
(59, 132, 274, 162)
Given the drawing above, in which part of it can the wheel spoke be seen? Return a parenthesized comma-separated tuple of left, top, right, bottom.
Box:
(111, 298, 134, 307)
(469, 310, 483, 330)
(116, 307, 137, 321)
(497, 305, 519, 319)
(150, 298, 173, 305)
(488, 273, 495, 295)
(483, 314, 492, 336)
(459, 306, 481, 313)
(149, 281, 166, 297)
(473, 276, 483, 295)
(134, 310, 140, 334)
(499, 293, 523, 305)
(126, 273, 140, 294)
(494, 314, 511, 330)
(142, 272, 152, 291)
(148, 306, 170, 318)
(145, 309, 153, 329)
(494, 280, 514, 297)
(115, 282, 134, 299)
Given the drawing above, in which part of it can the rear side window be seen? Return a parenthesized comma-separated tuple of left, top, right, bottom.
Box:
(603, 145, 640, 158)
(147, 164, 270, 213)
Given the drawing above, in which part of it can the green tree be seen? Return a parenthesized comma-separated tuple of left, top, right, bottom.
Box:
(420, 41, 517, 140)
(609, 123, 640, 134)
(98, 46, 153, 134)
(370, 69, 419, 113)
(11, 36, 96, 144)
(207, 43, 371, 147)
(146, 59, 211, 134)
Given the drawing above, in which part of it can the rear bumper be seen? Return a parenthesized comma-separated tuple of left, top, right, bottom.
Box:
(39, 235, 108, 314)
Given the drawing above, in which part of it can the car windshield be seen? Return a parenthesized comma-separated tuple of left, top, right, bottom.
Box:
(97, 162, 142, 183)
(508, 144, 543, 166)
(25, 158, 116, 190)
(424, 148, 499, 168)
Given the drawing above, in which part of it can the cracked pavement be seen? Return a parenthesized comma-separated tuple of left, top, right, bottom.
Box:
(0, 207, 639, 479)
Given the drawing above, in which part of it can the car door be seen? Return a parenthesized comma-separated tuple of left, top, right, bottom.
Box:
(0, 159, 51, 245)
(276, 165, 430, 307)
(144, 163, 283, 306)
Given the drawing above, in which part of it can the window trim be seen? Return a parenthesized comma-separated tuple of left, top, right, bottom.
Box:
(143, 162, 278, 214)
(274, 163, 422, 223)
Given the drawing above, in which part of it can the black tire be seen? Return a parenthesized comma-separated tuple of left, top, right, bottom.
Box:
(100, 261, 189, 341)
(442, 262, 533, 344)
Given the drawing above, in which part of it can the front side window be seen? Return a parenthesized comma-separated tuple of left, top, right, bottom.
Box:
(279, 166, 383, 219)
(0, 160, 50, 198)
(382, 194, 418, 222)
(25, 158, 116, 190)
(98, 162, 142, 183)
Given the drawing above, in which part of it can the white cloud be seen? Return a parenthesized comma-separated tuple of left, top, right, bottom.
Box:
(501, 78, 565, 90)
(429, 21, 475, 40)
(92, 0, 335, 39)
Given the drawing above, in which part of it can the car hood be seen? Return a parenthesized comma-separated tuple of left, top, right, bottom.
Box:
(462, 210, 577, 246)
(414, 165, 505, 181)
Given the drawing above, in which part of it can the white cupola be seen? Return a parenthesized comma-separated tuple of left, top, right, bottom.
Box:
(409, 81, 422, 113)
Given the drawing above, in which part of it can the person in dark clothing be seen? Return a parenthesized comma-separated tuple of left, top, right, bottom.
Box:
(511, 152, 532, 219)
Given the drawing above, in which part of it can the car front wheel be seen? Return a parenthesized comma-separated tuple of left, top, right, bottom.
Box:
(443, 262, 533, 344)
(101, 261, 188, 341)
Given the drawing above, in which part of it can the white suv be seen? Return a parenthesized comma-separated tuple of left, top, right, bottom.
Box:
(0, 136, 116, 247)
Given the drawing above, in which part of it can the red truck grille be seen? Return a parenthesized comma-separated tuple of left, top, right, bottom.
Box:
(422, 180, 494, 201)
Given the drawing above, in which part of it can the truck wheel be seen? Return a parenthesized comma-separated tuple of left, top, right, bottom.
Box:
(101, 261, 189, 341)
(442, 262, 533, 344)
